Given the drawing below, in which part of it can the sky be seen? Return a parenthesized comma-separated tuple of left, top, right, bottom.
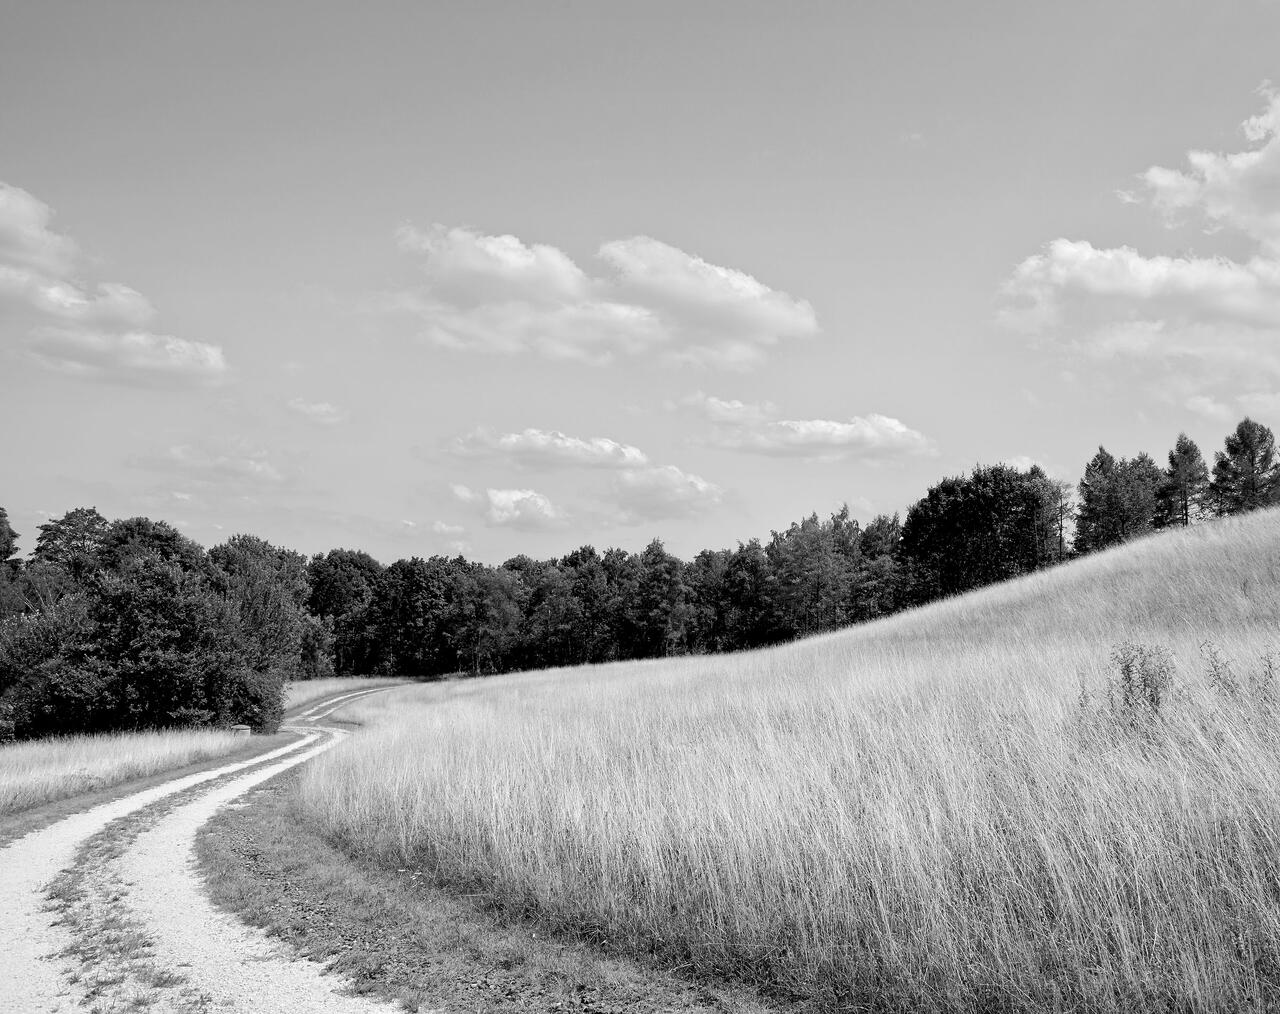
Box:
(3, 1, 1280, 564)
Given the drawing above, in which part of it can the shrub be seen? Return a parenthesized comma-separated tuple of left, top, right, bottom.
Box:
(1106, 641, 1177, 726)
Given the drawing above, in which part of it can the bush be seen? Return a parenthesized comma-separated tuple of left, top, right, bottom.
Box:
(1105, 641, 1177, 727)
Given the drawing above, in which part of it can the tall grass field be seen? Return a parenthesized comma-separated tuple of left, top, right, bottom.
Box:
(283, 676, 406, 710)
(301, 511, 1280, 1012)
(0, 727, 248, 818)
(0, 678, 396, 820)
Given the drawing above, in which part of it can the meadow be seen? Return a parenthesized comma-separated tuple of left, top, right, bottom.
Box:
(283, 676, 406, 710)
(301, 509, 1280, 1012)
(0, 677, 396, 820)
(0, 727, 248, 819)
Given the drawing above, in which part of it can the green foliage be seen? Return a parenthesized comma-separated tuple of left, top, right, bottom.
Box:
(81, 554, 239, 731)
(900, 463, 1064, 603)
(298, 612, 336, 681)
(1154, 433, 1210, 528)
(1075, 448, 1164, 553)
(33, 506, 109, 581)
(0, 598, 93, 741)
(0, 506, 17, 566)
(210, 534, 309, 686)
(0, 512, 312, 739)
(1209, 417, 1280, 515)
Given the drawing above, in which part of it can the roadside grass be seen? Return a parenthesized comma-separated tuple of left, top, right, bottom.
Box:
(285, 677, 408, 712)
(198, 770, 795, 1014)
(0, 680, 400, 831)
(0, 733, 291, 846)
(301, 509, 1280, 1013)
(0, 728, 249, 821)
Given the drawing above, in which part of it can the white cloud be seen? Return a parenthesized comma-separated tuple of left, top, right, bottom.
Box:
(684, 391, 934, 459)
(390, 224, 817, 368)
(396, 224, 589, 304)
(453, 427, 649, 469)
(1139, 87, 1280, 254)
(288, 397, 350, 424)
(431, 520, 465, 535)
(599, 236, 817, 366)
(451, 483, 568, 531)
(134, 443, 291, 488)
(611, 465, 723, 524)
(0, 183, 77, 275)
(0, 181, 228, 385)
(680, 390, 777, 424)
(29, 328, 228, 383)
(401, 519, 417, 528)
(1000, 89, 1280, 397)
(1187, 394, 1237, 422)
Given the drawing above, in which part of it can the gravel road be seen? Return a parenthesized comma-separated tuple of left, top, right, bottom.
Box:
(0, 688, 400, 1014)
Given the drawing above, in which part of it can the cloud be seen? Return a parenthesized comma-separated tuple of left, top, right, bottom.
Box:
(1000, 89, 1280, 397)
(29, 328, 228, 382)
(0, 182, 77, 276)
(611, 465, 723, 524)
(0, 181, 228, 385)
(451, 483, 569, 531)
(131, 443, 292, 490)
(679, 390, 777, 424)
(288, 397, 350, 424)
(453, 427, 649, 469)
(1139, 86, 1280, 254)
(683, 391, 935, 459)
(431, 520, 465, 535)
(1186, 394, 1235, 422)
(389, 224, 817, 368)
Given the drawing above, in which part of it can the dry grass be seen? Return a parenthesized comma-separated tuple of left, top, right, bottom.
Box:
(301, 510, 1280, 1012)
(0, 728, 245, 818)
(283, 677, 405, 711)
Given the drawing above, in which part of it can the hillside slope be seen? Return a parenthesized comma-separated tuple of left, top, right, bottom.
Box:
(303, 511, 1280, 1013)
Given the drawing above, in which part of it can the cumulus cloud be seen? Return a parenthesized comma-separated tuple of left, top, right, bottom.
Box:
(1000, 89, 1280, 399)
(683, 391, 934, 459)
(611, 464, 723, 523)
(390, 224, 817, 368)
(451, 483, 569, 531)
(431, 520, 465, 535)
(0, 181, 228, 385)
(453, 427, 649, 469)
(287, 397, 350, 424)
(1138, 86, 1280, 254)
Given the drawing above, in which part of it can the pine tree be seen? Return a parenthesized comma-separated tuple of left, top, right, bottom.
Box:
(1154, 433, 1209, 528)
(1209, 417, 1280, 515)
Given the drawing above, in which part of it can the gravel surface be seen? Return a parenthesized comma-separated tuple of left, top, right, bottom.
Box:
(0, 689, 401, 1014)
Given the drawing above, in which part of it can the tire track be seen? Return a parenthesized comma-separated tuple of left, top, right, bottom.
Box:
(0, 687, 401, 1013)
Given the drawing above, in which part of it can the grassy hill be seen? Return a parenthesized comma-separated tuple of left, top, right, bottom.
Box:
(301, 510, 1280, 1012)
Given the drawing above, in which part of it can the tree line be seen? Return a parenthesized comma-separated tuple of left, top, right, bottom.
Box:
(2, 415, 1277, 738)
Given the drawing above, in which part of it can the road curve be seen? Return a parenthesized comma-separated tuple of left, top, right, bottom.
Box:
(0, 688, 402, 1014)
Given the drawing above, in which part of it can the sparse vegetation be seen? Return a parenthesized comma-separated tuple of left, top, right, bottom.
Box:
(300, 509, 1280, 1012)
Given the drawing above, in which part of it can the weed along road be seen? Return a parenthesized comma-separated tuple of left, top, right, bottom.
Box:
(0, 687, 402, 1014)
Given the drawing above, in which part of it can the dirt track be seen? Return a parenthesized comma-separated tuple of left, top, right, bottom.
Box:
(0, 688, 399, 1014)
